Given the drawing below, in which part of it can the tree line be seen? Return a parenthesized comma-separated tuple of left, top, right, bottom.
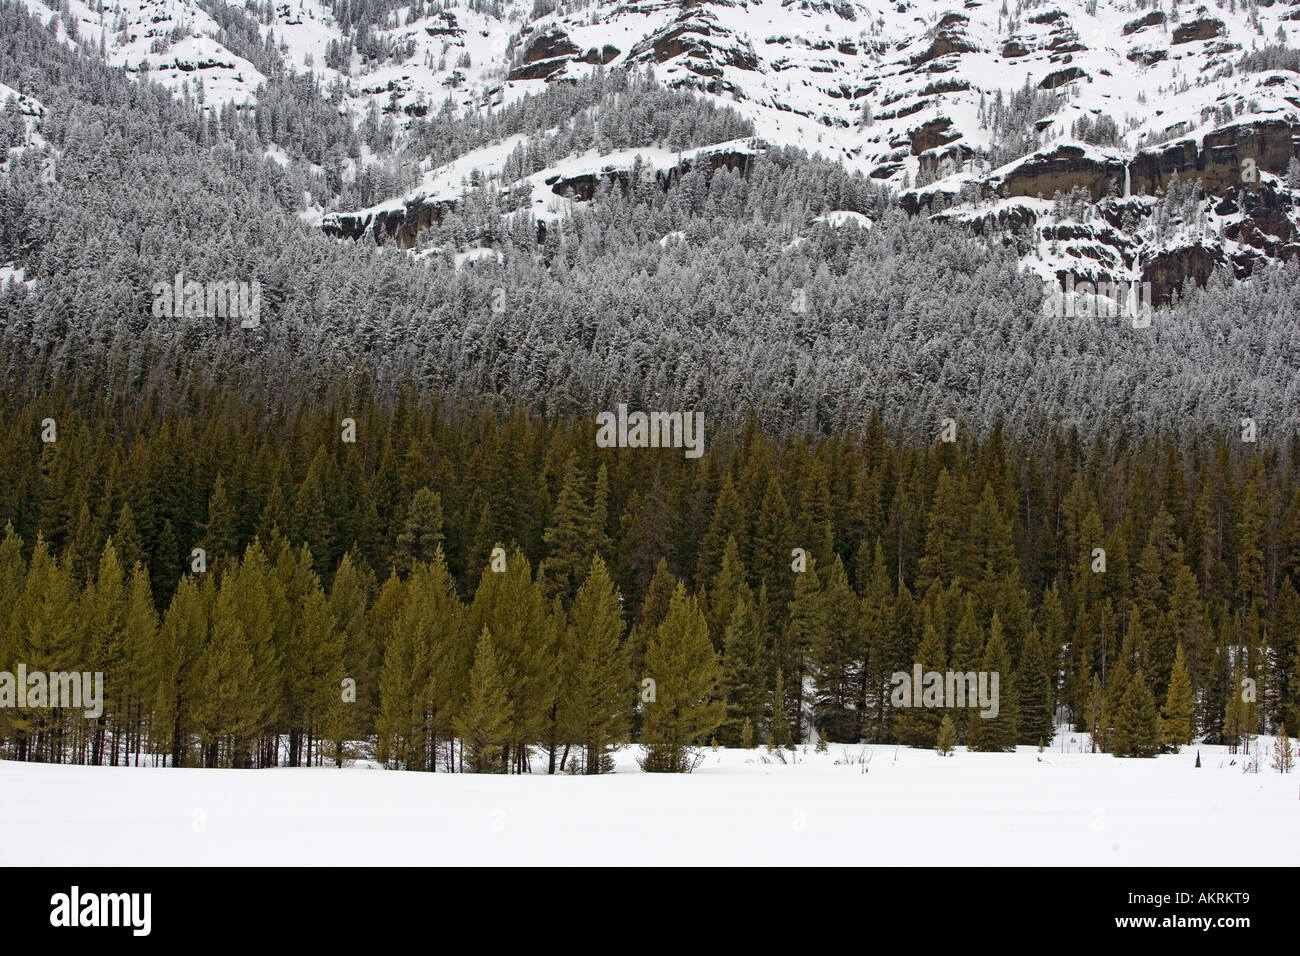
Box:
(0, 382, 1296, 769)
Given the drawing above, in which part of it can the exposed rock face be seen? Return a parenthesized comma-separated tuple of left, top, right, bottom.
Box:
(548, 148, 756, 199)
(1140, 244, 1226, 303)
(1127, 48, 1167, 65)
(321, 197, 456, 250)
(909, 117, 961, 154)
(521, 28, 581, 64)
(910, 26, 979, 65)
(997, 145, 1126, 200)
(1128, 119, 1300, 195)
(1122, 10, 1166, 34)
(424, 11, 463, 37)
(1039, 65, 1087, 89)
(581, 44, 621, 64)
(627, 12, 759, 70)
(506, 58, 569, 81)
(1172, 17, 1225, 43)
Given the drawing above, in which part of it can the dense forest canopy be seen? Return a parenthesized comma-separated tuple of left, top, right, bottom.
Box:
(1, 2, 1298, 772)
(4, 1, 1300, 444)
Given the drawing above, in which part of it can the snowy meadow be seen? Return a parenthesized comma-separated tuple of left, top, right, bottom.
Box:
(4, 740, 1294, 866)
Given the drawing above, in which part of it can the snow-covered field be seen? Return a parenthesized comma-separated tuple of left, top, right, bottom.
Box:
(3, 741, 1294, 866)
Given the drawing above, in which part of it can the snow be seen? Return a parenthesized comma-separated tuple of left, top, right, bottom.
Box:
(0, 263, 34, 289)
(3, 741, 1295, 865)
(454, 247, 502, 267)
(813, 210, 873, 229)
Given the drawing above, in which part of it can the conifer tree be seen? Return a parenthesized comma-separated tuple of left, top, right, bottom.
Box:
(1271, 725, 1294, 773)
(1016, 627, 1054, 747)
(720, 583, 766, 746)
(561, 556, 633, 774)
(193, 562, 262, 767)
(393, 487, 444, 576)
(705, 536, 748, 652)
(541, 454, 597, 602)
(83, 541, 126, 764)
(967, 616, 1019, 751)
(328, 552, 370, 738)
(12, 538, 77, 761)
(204, 474, 240, 566)
(782, 557, 825, 742)
(751, 476, 793, 625)
(796, 459, 835, 569)
(1160, 643, 1195, 749)
(919, 469, 972, 589)
(376, 552, 466, 770)
(456, 628, 511, 773)
(770, 667, 792, 749)
(1084, 673, 1104, 753)
(152, 574, 209, 767)
(812, 554, 863, 742)
(640, 583, 724, 772)
(119, 562, 157, 766)
(1112, 670, 1160, 757)
(936, 714, 957, 755)
(894, 621, 946, 747)
(1102, 654, 1132, 754)
(469, 546, 557, 772)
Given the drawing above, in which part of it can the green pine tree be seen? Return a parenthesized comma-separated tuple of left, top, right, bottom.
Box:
(1016, 627, 1054, 747)
(1160, 643, 1195, 749)
(561, 556, 634, 774)
(640, 583, 725, 772)
(967, 615, 1019, 752)
(936, 714, 957, 755)
(1113, 670, 1160, 757)
(456, 628, 511, 773)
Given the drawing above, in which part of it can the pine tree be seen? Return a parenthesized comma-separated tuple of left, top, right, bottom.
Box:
(204, 474, 240, 566)
(782, 557, 824, 743)
(720, 583, 766, 746)
(469, 546, 557, 773)
(770, 667, 792, 749)
(640, 583, 724, 772)
(1113, 670, 1160, 757)
(740, 717, 754, 749)
(894, 621, 946, 747)
(393, 487, 444, 575)
(456, 628, 510, 773)
(376, 552, 466, 771)
(560, 556, 633, 774)
(1271, 725, 1294, 773)
(1160, 643, 1195, 749)
(936, 714, 957, 755)
(1102, 653, 1131, 754)
(812, 554, 863, 742)
(705, 536, 748, 652)
(83, 540, 126, 764)
(193, 562, 262, 767)
(541, 453, 594, 602)
(328, 552, 371, 741)
(1016, 627, 1054, 747)
(967, 616, 1019, 752)
(152, 574, 208, 767)
(1084, 673, 1104, 752)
